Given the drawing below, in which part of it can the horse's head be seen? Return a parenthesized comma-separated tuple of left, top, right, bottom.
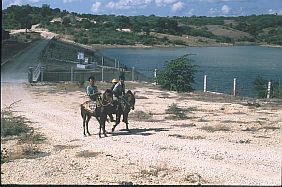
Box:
(126, 90, 135, 110)
(102, 89, 113, 105)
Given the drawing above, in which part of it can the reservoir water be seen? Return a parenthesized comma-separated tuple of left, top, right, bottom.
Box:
(100, 46, 282, 98)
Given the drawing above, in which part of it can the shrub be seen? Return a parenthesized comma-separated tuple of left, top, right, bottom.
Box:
(165, 103, 188, 120)
(1, 105, 32, 137)
(254, 75, 282, 98)
(156, 55, 197, 92)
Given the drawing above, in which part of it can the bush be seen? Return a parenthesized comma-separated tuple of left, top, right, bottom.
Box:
(165, 103, 188, 120)
(1, 105, 32, 137)
(156, 55, 197, 92)
(254, 75, 282, 98)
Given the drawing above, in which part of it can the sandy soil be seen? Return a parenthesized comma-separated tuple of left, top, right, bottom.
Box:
(1, 81, 281, 185)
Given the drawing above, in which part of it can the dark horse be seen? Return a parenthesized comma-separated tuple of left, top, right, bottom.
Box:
(111, 90, 135, 132)
(80, 89, 114, 137)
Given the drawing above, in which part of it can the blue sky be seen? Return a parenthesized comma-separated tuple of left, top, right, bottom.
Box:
(2, 0, 282, 17)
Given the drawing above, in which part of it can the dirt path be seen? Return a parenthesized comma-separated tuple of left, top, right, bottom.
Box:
(1, 82, 281, 185)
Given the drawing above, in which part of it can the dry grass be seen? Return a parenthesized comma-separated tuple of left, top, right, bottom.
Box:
(76, 150, 102, 158)
(200, 125, 231, 132)
(169, 134, 206, 140)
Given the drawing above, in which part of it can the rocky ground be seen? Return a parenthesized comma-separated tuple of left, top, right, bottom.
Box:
(1, 81, 281, 185)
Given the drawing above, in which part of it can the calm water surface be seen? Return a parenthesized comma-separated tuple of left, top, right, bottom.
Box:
(100, 46, 282, 98)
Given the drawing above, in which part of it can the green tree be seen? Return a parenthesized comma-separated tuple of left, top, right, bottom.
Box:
(156, 55, 197, 92)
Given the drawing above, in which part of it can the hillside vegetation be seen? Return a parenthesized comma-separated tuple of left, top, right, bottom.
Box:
(2, 4, 282, 46)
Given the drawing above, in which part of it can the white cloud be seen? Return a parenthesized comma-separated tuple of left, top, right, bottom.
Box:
(106, 0, 152, 10)
(221, 4, 231, 14)
(268, 9, 282, 15)
(187, 8, 195, 16)
(7, 0, 23, 6)
(155, 0, 177, 7)
(91, 2, 101, 13)
(171, 1, 184, 12)
(208, 7, 219, 15)
(63, 0, 78, 3)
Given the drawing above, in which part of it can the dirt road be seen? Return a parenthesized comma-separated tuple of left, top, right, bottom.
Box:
(1, 81, 281, 185)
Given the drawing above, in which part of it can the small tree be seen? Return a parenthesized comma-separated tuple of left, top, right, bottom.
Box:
(156, 54, 197, 92)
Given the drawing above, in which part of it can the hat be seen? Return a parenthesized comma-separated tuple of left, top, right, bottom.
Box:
(112, 79, 118, 83)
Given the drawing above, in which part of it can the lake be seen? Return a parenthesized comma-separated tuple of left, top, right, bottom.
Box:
(99, 46, 282, 98)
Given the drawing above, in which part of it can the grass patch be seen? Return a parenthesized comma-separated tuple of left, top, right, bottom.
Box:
(130, 110, 154, 122)
(183, 173, 205, 184)
(1, 102, 47, 163)
(76, 150, 102, 158)
(1, 102, 32, 137)
(169, 134, 206, 140)
(200, 125, 231, 132)
(138, 162, 170, 178)
(165, 103, 190, 120)
(172, 123, 196, 128)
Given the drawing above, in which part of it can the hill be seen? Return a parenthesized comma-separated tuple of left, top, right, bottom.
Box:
(2, 5, 282, 47)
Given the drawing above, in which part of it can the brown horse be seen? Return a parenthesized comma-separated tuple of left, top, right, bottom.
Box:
(80, 89, 114, 137)
(112, 90, 135, 132)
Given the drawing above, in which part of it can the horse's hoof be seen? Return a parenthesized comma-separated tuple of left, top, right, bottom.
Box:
(88, 133, 91, 136)
(112, 128, 115, 132)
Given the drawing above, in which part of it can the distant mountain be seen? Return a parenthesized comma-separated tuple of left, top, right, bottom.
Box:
(2, 4, 282, 46)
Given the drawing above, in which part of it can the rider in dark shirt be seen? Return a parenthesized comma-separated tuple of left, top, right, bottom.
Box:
(112, 75, 125, 98)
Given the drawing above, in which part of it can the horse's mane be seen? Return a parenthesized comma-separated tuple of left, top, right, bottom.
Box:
(101, 89, 113, 105)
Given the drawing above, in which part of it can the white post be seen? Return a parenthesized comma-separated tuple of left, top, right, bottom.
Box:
(204, 75, 207, 92)
(233, 78, 237, 96)
(115, 59, 117, 69)
(154, 69, 157, 85)
(70, 67, 74, 82)
(101, 57, 104, 82)
(132, 67, 135, 81)
(118, 60, 120, 70)
(267, 81, 271, 98)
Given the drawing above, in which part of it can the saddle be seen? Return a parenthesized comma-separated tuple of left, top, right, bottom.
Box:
(82, 97, 103, 113)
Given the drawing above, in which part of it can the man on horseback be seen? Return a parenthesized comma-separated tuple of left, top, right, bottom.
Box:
(112, 75, 126, 110)
(86, 76, 101, 111)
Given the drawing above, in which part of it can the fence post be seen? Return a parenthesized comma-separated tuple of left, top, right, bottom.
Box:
(118, 60, 120, 70)
(154, 69, 157, 85)
(204, 75, 207, 92)
(70, 67, 74, 82)
(115, 59, 117, 69)
(267, 81, 271, 98)
(102, 57, 104, 82)
(132, 67, 135, 81)
(233, 78, 237, 96)
(28, 67, 34, 83)
(40, 66, 45, 82)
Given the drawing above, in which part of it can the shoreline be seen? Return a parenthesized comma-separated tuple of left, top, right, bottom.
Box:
(58, 36, 282, 50)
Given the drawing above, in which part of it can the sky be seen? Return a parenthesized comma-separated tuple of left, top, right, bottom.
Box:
(2, 0, 282, 17)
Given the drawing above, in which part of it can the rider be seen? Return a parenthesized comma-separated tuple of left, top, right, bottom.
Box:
(112, 75, 126, 111)
(86, 76, 100, 111)
(111, 78, 118, 91)
(107, 78, 118, 122)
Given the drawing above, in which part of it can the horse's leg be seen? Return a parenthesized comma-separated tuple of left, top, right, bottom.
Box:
(82, 114, 87, 136)
(123, 112, 129, 131)
(99, 115, 107, 137)
(112, 112, 121, 132)
(81, 107, 87, 136)
(102, 116, 107, 137)
(86, 114, 91, 136)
